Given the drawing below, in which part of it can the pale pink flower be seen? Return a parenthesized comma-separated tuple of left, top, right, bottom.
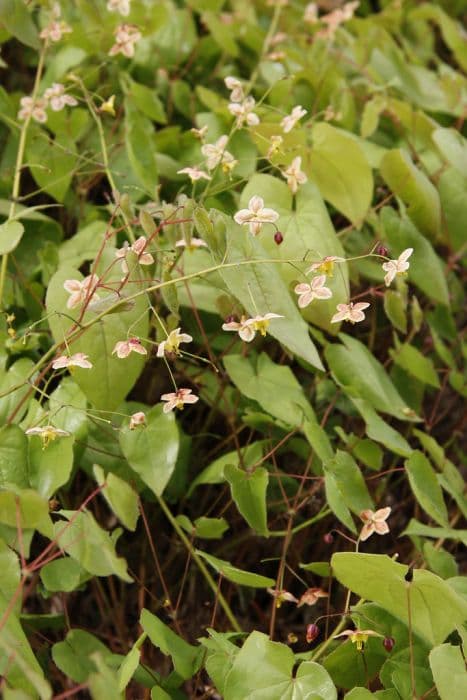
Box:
(43, 83, 78, 111)
(295, 275, 332, 308)
(247, 313, 284, 336)
(40, 21, 72, 43)
(18, 97, 48, 123)
(331, 301, 370, 324)
(281, 105, 307, 133)
(320, 1, 359, 39)
(228, 97, 260, 127)
(109, 24, 141, 58)
(191, 125, 208, 140)
(161, 388, 199, 413)
(234, 195, 279, 236)
(282, 156, 307, 194)
(297, 588, 329, 607)
(115, 236, 154, 274)
(157, 328, 193, 358)
(201, 135, 237, 172)
(267, 588, 298, 608)
(304, 3, 318, 23)
(129, 411, 146, 429)
(359, 507, 391, 542)
(270, 32, 288, 46)
(224, 76, 244, 103)
(63, 274, 100, 309)
(107, 0, 131, 16)
(266, 51, 286, 61)
(25, 425, 70, 449)
(306, 256, 345, 276)
(177, 166, 211, 182)
(382, 248, 413, 287)
(267, 135, 283, 159)
(334, 628, 382, 652)
(112, 337, 147, 358)
(222, 316, 257, 343)
(52, 353, 93, 370)
(175, 237, 208, 250)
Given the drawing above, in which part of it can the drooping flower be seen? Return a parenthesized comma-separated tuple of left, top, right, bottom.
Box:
(267, 588, 298, 608)
(115, 236, 154, 275)
(297, 588, 329, 607)
(359, 507, 391, 542)
(281, 105, 307, 133)
(25, 425, 70, 449)
(161, 388, 199, 413)
(228, 97, 260, 127)
(177, 166, 211, 182)
(248, 313, 284, 336)
(175, 237, 208, 250)
(129, 411, 146, 429)
(222, 316, 257, 343)
(331, 301, 370, 324)
(18, 97, 48, 124)
(191, 125, 208, 140)
(224, 76, 244, 103)
(40, 20, 72, 43)
(304, 2, 318, 23)
(382, 248, 413, 287)
(52, 353, 93, 370)
(306, 256, 345, 276)
(43, 83, 78, 111)
(63, 274, 100, 309)
(108, 24, 141, 58)
(107, 0, 131, 16)
(319, 1, 359, 39)
(334, 628, 382, 652)
(157, 328, 193, 358)
(267, 134, 283, 159)
(112, 337, 147, 358)
(282, 156, 307, 194)
(201, 135, 237, 172)
(294, 275, 332, 308)
(99, 94, 116, 116)
(234, 195, 279, 236)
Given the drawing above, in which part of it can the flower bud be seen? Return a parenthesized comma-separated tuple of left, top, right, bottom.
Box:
(225, 315, 236, 324)
(377, 244, 389, 257)
(306, 623, 319, 644)
(274, 231, 284, 245)
(323, 532, 334, 544)
(383, 637, 395, 652)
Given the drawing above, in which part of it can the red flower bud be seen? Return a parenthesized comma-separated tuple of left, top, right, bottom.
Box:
(323, 532, 334, 544)
(225, 315, 236, 324)
(274, 231, 284, 245)
(377, 245, 389, 257)
(383, 637, 395, 652)
(306, 623, 319, 644)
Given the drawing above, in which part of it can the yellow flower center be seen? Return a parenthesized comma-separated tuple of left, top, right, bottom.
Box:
(253, 319, 270, 336)
(319, 260, 335, 276)
(351, 632, 369, 651)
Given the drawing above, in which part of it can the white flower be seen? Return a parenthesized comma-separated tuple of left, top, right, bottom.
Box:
(228, 97, 260, 127)
(294, 275, 332, 308)
(224, 76, 244, 103)
(63, 274, 100, 309)
(52, 353, 93, 370)
(161, 388, 199, 413)
(382, 248, 413, 287)
(40, 21, 72, 43)
(331, 301, 370, 324)
(222, 313, 283, 341)
(109, 24, 141, 58)
(191, 125, 208, 140)
(129, 411, 146, 429)
(18, 97, 48, 124)
(282, 156, 307, 194)
(359, 507, 391, 542)
(247, 313, 283, 336)
(267, 135, 283, 159)
(304, 3, 318, 23)
(25, 425, 70, 449)
(43, 83, 78, 111)
(115, 236, 154, 275)
(305, 256, 345, 276)
(175, 237, 208, 250)
(201, 135, 237, 172)
(112, 337, 147, 358)
(107, 0, 131, 16)
(281, 105, 307, 133)
(177, 166, 211, 182)
(234, 195, 279, 236)
(157, 328, 193, 358)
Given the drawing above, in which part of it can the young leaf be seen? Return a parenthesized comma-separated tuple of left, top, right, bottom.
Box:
(405, 451, 448, 526)
(140, 609, 202, 680)
(196, 550, 275, 588)
(0, 220, 24, 255)
(224, 464, 269, 536)
(93, 465, 139, 531)
(324, 450, 373, 515)
(390, 344, 440, 388)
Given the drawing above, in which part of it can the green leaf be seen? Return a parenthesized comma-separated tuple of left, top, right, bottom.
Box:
(432, 128, 467, 178)
(40, 557, 89, 593)
(27, 132, 77, 202)
(127, 79, 167, 124)
(351, 399, 412, 457)
(58, 220, 108, 268)
(192, 517, 229, 539)
(402, 519, 467, 547)
(405, 451, 448, 526)
(93, 465, 139, 531)
(429, 644, 467, 700)
(0, 358, 35, 425)
(124, 102, 158, 192)
(423, 542, 457, 579)
(196, 550, 275, 588)
(46, 265, 149, 411)
(224, 464, 269, 536)
(324, 635, 387, 691)
(0, 0, 39, 48)
(438, 168, 467, 252)
(380, 149, 441, 241)
(0, 220, 24, 255)
(383, 290, 407, 334)
(224, 631, 337, 700)
(390, 344, 440, 388)
(53, 510, 132, 582)
(119, 405, 179, 497)
(325, 334, 413, 421)
(217, 214, 324, 370)
(52, 629, 112, 683)
(0, 425, 28, 488)
(309, 123, 373, 225)
(28, 434, 74, 499)
(202, 11, 238, 56)
(224, 353, 315, 428)
(88, 653, 124, 700)
(0, 489, 53, 537)
(118, 646, 141, 692)
(324, 472, 357, 534)
(324, 450, 373, 515)
(48, 378, 88, 439)
(188, 441, 266, 494)
(0, 538, 21, 613)
(140, 609, 202, 680)
(331, 552, 467, 645)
